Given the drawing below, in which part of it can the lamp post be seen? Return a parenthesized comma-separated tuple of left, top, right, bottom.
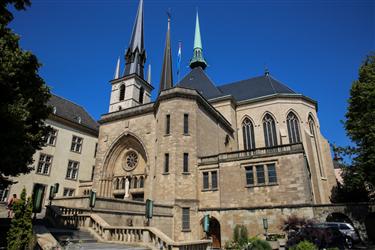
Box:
(263, 218, 269, 239)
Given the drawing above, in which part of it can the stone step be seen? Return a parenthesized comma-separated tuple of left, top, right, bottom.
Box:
(49, 228, 97, 244)
(70, 242, 150, 249)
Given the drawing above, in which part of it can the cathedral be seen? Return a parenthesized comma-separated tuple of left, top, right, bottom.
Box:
(87, 0, 336, 247)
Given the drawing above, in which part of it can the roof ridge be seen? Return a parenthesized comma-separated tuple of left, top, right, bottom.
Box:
(265, 74, 277, 94)
(268, 75, 296, 93)
(218, 75, 265, 88)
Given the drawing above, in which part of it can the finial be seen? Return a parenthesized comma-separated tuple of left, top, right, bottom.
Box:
(114, 56, 120, 79)
(264, 65, 270, 76)
(147, 64, 151, 84)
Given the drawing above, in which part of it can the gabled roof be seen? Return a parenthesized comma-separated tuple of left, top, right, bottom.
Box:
(49, 94, 99, 132)
(178, 67, 223, 99)
(218, 74, 296, 102)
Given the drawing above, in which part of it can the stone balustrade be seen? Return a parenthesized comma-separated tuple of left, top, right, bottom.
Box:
(46, 205, 211, 250)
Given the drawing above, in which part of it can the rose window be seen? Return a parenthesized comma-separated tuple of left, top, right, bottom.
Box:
(124, 151, 138, 171)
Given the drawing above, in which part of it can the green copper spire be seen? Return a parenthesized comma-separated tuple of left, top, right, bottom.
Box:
(189, 11, 207, 70)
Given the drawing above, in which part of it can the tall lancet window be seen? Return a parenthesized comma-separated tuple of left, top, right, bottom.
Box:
(139, 87, 144, 104)
(308, 115, 316, 136)
(242, 118, 255, 150)
(287, 112, 301, 144)
(263, 113, 278, 147)
(119, 84, 126, 101)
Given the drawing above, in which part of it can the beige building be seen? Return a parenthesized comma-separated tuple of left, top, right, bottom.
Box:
(64, 1, 338, 248)
(5, 94, 98, 205)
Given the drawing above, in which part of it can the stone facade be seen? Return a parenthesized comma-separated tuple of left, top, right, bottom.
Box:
(6, 96, 98, 205)
(90, 82, 337, 246)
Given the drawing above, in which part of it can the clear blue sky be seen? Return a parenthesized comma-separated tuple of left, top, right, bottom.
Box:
(9, 0, 375, 148)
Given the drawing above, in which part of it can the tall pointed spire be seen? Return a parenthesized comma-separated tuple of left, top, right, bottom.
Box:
(159, 13, 173, 92)
(114, 57, 120, 79)
(189, 11, 207, 70)
(124, 0, 146, 79)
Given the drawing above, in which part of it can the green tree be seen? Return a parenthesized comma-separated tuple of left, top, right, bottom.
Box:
(7, 187, 33, 250)
(0, 0, 51, 179)
(333, 53, 375, 201)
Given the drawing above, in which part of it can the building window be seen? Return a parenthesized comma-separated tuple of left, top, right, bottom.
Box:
(202, 171, 218, 190)
(183, 153, 189, 173)
(256, 165, 265, 184)
(66, 160, 79, 180)
(164, 153, 169, 173)
(119, 84, 125, 101)
(308, 115, 324, 177)
(44, 128, 58, 146)
(245, 167, 254, 185)
(183, 114, 189, 134)
(165, 114, 171, 134)
(71, 135, 83, 153)
(308, 115, 316, 136)
(91, 166, 95, 181)
(287, 112, 301, 144)
(203, 172, 209, 189)
(211, 171, 218, 189)
(242, 118, 255, 150)
(182, 207, 190, 231)
(139, 86, 144, 104)
(36, 154, 53, 175)
(133, 177, 138, 188)
(63, 188, 75, 197)
(245, 163, 278, 186)
(267, 163, 277, 183)
(263, 113, 278, 147)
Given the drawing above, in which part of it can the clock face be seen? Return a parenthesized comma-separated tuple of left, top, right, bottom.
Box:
(123, 150, 139, 171)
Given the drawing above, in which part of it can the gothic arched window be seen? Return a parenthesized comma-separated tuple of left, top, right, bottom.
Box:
(139, 87, 144, 104)
(133, 177, 138, 189)
(242, 118, 255, 150)
(121, 178, 126, 189)
(115, 178, 119, 190)
(119, 84, 126, 101)
(263, 113, 278, 147)
(308, 115, 316, 136)
(287, 112, 301, 144)
(139, 176, 144, 188)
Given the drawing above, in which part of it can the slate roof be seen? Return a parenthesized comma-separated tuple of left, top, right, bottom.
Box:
(48, 94, 99, 132)
(218, 75, 296, 102)
(178, 67, 297, 102)
(178, 67, 223, 99)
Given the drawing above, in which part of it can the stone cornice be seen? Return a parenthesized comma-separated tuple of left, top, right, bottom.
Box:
(99, 87, 235, 134)
(49, 114, 98, 137)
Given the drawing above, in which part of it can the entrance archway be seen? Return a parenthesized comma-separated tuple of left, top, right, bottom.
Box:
(208, 217, 221, 249)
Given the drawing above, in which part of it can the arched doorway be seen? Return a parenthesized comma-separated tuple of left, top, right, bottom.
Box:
(208, 217, 221, 249)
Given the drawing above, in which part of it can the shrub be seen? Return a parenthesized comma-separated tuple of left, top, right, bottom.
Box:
(6, 188, 33, 250)
(247, 237, 272, 250)
(289, 240, 318, 250)
(233, 224, 248, 245)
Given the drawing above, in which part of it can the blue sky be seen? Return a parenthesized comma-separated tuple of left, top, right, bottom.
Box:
(9, 0, 374, 148)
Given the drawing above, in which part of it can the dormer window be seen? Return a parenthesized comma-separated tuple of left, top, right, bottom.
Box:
(52, 106, 57, 114)
(77, 116, 82, 124)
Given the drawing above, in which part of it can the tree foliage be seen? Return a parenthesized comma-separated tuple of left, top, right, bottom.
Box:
(332, 53, 375, 201)
(6, 187, 33, 250)
(0, 0, 51, 178)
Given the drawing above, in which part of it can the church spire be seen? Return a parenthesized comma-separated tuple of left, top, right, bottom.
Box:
(189, 11, 207, 70)
(159, 13, 173, 92)
(124, 0, 146, 79)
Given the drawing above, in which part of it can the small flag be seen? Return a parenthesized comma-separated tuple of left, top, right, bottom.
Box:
(177, 41, 182, 81)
